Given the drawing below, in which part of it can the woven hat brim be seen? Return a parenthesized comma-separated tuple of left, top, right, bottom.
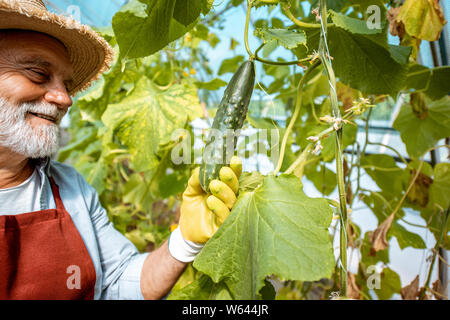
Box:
(0, 2, 114, 96)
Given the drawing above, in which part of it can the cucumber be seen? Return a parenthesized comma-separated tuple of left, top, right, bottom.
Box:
(199, 59, 255, 193)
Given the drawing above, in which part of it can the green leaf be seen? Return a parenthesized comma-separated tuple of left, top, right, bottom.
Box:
(405, 64, 431, 92)
(218, 55, 245, 75)
(254, 28, 307, 50)
(239, 171, 265, 192)
(159, 173, 189, 198)
(167, 275, 232, 300)
(193, 174, 335, 299)
(362, 191, 396, 224)
(393, 96, 450, 158)
(374, 267, 401, 300)
(305, 25, 410, 95)
(330, 9, 384, 35)
(388, 222, 426, 250)
(122, 173, 153, 211)
(420, 206, 450, 250)
(173, 0, 212, 26)
(405, 65, 450, 100)
(195, 78, 227, 90)
(360, 231, 389, 266)
(320, 123, 358, 162)
(360, 154, 407, 197)
(429, 163, 450, 209)
(424, 67, 450, 100)
(57, 127, 98, 163)
(102, 77, 203, 172)
(112, 0, 201, 59)
(304, 164, 337, 196)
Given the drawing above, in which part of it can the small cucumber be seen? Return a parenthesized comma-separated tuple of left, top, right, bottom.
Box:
(199, 59, 255, 193)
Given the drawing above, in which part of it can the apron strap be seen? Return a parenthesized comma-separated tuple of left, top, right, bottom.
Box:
(48, 177, 66, 212)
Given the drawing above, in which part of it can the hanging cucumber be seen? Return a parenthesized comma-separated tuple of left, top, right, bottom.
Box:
(199, 59, 255, 193)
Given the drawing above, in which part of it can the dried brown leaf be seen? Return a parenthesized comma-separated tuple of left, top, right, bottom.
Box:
(432, 279, 446, 300)
(387, 7, 406, 39)
(369, 213, 395, 253)
(401, 275, 419, 300)
(347, 273, 362, 300)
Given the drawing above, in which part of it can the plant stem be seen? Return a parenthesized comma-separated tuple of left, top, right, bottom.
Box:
(255, 54, 313, 66)
(253, 37, 313, 66)
(245, 0, 255, 58)
(318, 0, 348, 297)
(390, 160, 424, 218)
(273, 60, 321, 175)
(367, 142, 412, 169)
(255, 0, 280, 5)
(285, 125, 334, 175)
(419, 207, 449, 300)
(353, 109, 373, 204)
(284, 144, 313, 176)
(282, 3, 324, 29)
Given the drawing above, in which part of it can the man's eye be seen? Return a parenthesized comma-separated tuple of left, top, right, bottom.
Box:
(32, 70, 47, 77)
(27, 68, 49, 79)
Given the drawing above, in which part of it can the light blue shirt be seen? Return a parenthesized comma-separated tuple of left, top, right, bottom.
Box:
(2, 158, 149, 300)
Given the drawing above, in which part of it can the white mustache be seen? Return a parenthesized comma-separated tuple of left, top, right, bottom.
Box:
(21, 101, 67, 124)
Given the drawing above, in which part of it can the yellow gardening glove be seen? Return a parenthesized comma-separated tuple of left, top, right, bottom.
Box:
(178, 156, 242, 244)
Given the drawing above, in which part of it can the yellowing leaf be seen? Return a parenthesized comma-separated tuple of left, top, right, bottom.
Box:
(102, 77, 203, 172)
(397, 0, 447, 41)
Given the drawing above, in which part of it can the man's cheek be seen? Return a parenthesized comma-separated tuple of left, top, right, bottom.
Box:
(0, 74, 44, 105)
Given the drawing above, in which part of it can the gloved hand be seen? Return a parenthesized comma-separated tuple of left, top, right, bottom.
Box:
(168, 156, 242, 262)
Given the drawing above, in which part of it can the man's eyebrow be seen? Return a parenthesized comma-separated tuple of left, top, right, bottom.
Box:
(16, 56, 74, 82)
(16, 56, 52, 68)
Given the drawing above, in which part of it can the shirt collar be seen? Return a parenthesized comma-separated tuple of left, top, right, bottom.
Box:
(32, 157, 51, 178)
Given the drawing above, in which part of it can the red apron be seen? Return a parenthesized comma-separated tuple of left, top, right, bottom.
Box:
(0, 177, 96, 300)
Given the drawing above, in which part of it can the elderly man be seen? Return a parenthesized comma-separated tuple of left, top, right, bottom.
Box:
(0, 0, 239, 300)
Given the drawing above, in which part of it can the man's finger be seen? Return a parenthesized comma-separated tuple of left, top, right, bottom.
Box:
(209, 179, 236, 209)
(219, 167, 239, 194)
(206, 195, 230, 225)
(229, 156, 242, 179)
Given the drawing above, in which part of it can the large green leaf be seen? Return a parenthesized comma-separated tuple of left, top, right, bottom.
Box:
(405, 65, 450, 100)
(393, 96, 450, 158)
(193, 174, 335, 299)
(102, 77, 203, 172)
(304, 16, 410, 95)
(326, 28, 410, 95)
(112, 0, 211, 59)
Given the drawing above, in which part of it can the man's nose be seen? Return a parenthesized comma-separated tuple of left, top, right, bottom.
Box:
(43, 82, 73, 111)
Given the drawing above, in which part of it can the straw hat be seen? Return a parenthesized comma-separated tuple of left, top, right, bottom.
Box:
(0, 0, 114, 95)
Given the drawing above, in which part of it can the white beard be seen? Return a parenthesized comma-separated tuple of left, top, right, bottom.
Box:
(0, 98, 66, 159)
